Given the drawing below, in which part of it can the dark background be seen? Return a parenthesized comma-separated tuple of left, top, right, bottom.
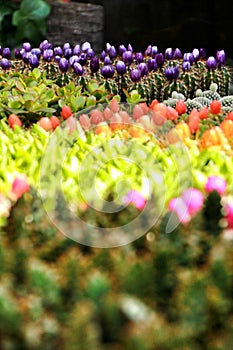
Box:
(77, 0, 233, 59)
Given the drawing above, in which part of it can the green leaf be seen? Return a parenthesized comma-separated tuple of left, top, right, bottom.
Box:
(8, 100, 22, 110)
(86, 96, 96, 107)
(31, 68, 41, 80)
(13, 0, 50, 24)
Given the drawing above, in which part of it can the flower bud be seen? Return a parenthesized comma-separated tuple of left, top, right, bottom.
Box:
(183, 52, 194, 64)
(87, 48, 95, 59)
(151, 46, 158, 56)
(100, 50, 106, 61)
(73, 62, 85, 75)
(165, 47, 173, 59)
(147, 58, 157, 71)
(90, 57, 100, 73)
(64, 48, 73, 59)
(73, 44, 81, 55)
(173, 48, 182, 59)
(192, 48, 200, 61)
(130, 68, 141, 82)
(182, 61, 191, 71)
(199, 48, 206, 59)
(135, 52, 144, 63)
(109, 46, 117, 59)
(127, 43, 133, 52)
(206, 56, 217, 70)
(164, 66, 180, 81)
(54, 46, 63, 56)
(100, 65, 115, 78)
(144, 45, 152, 56)
(29, 54, 39, 68)
(216, 50, 226, 66)
(122, 50, 133, 64)
(23, 42, 31, 52)
(116, 60, 126, 74)
(43, 49, 54, 62)
(79, 53, 87, 66)
(69, 55, 79, 66)
(59, 57, 69, 72)
(82, 41, 91, 52)
(138, 62, 148, 76)
(2, 47, 11, 59)
(1, 58, 10, 70)
(63, 42, 71, 51)
(14, 48, 22, 59)
(118, 44, 126, 55)
(31, 48, 41, 58)
(155, 53, 164, 67)
(104, 56, 112, 65)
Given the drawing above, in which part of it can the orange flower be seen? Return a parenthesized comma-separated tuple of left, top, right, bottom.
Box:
(210, 100, 221, 114)
(199, 106, 208, 120)
(188, 108, 200, 133)
(175, 100, 186, 115)
(200, 126, 227, 148)
(220, 119, 233, 138)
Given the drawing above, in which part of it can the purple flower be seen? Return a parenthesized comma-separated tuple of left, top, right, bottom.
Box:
(59, 57, 69, 73)
(69, 55, 79, 66)
(14, 48, 22, 59)
(130, 68, 141, 82)
(138, 62, 148, 76)
(164, 66, 180, 81)
(54, 46, 63, 56)
(122, 50, 133, 64)
(2, 47, 11, 59)
(100, 50, 106, 61)
(39, 40, 52, 51)
(73, 62, 85, 75)
(135, 52, 144, 63)
(182, 188, 204, 215)
(104, 56, 112, 65)
(64, 48, 73, 59)
(199, 48, 206, 59)
(183, 52, 194, 64)
(73, 44, 81, 55)
(182, 61, 191, 71)
(155, 53, 164, 67)
(151, 46, 158, 56)
(29, 54, 39, 68)
(192, 48, 200, 61)
(173, 48, 182, 59)
(116, 60, 126, 74)
(79, 53, 87, 66)
(105, 42, 111, 52)
(87, 48, 95, 59)
(23, 42, 31, 52)
(165, 47, 173, 59)
(82, 41, 91, 52)
(168, 197, 191, 224)
(54, 55, 61, 63)
(216, 50, 226, 66)
(90, 57, 100, 73)
(123, 190, 146, 210)
(100, 65, 115, 78)
(42, 49, 54, 62)
(147, 58, 157, 71)
(205, 176, 226, 195)
(128, 43, 133, 52)
(109, 46, 117, 59)
(0, 58, 10, 70)
(22, 52, 31, 64)
(118, 44, 126, 55)
(63, 42, 71, 51)
(206, 56, 217, 70)
(144, 45, 152, 56)
(31, 48, 41, 58)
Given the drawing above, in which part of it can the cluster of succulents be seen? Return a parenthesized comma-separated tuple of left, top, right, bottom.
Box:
(0, 40, 232, 102)
(164, 82, 233, 114)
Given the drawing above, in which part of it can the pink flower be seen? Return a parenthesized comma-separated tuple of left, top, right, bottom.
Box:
(11, 176, 30, 199)
(168, 197, 191, 224)
(182, 188, 204, 215)
(205, 176, 226, 195)
(123, 190, 146, 210)
(225, 203, 233, 228)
